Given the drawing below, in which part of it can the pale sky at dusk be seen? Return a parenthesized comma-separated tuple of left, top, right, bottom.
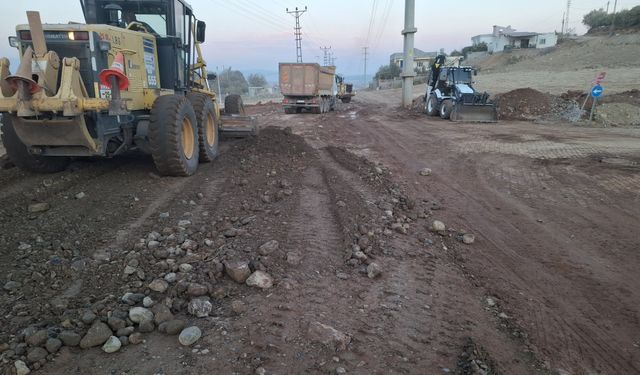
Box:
(1, 0, 638, 78)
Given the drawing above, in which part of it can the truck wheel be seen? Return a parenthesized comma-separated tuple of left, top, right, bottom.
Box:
(187, 93, 219, 163)
(224, 94, 245, 115)
(426, 95, 439, 116)
(149, 95, 199, 176)
(284, 108, 295, 114)
(0, 114, 70, 173)
(440, 100, 453, 119)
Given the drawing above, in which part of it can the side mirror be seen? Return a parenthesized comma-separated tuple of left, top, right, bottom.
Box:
(196, 21, 206, 43)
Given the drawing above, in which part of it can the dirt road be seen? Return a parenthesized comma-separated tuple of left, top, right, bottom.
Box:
(1, 89, 639, 375)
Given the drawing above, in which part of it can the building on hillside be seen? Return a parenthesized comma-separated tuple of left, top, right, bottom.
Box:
(390, 49, 462, 72)
(472, 25, 558, 53)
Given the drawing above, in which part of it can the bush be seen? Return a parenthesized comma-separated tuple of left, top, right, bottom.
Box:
(374, 64, 402, 80)
(461, 42, 488, 57)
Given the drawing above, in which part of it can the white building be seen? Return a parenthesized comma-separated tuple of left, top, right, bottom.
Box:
(472, 25, 558, 53)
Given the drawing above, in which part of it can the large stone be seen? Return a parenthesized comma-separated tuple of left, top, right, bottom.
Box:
(224, 260, 251, 283)
(28, 203, 50, 213)
(152, 303, 174, 325)
(102, 336, 122, 353)
(14, 360, 30, 375)
(367, 262, 382, 279)
(58, 331, 81, 347)
(188, 298, 212, 318)
(148, 279, 169, 293)
(80, 321, 112, 349)
(246, 271, 273, 289)
(45, 338, 62, 354)
(129, 307, 154, 323)
(306, 322, 351, 351)
(25, 329, 48, 347)
(257, 240, 279, 255)
(432, 220, 446, 232)
(178, 326, 202, 346)
(107, 317, 126, 331)
(187, 283, 209, 297)
(26, 347, 48, 363)
(158, 319, 186, 335)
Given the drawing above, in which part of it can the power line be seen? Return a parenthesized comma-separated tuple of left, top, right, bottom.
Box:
(286, 6, 308, 63)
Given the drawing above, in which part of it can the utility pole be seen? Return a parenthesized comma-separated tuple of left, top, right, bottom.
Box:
(564, 0, 571, 35)
(286, 6, 307, 63)
(401, 0, 417, 108)
(561, 12, 565, 35)
(606, 1, 610, 13)
(362, 46, 369, 89)
(320, 46, 331, 66)
(609, 0, 618, 35)
(330, 53, 337, 66)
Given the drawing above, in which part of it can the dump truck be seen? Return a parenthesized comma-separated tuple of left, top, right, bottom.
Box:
(279, 63, 336, 114)
(0, 0, 255, 176)
(423, 56, 497, 123)
(336, 75, 355, 103)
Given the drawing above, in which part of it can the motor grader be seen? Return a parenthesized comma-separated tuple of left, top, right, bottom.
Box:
(0, 0, 255, 176)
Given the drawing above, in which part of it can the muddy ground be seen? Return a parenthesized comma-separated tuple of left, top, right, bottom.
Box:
(1, 88, 640, 375)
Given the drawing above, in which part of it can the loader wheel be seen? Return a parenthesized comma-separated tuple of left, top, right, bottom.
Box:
(426, 95, 439, 116)
(0, 114, 70, 173)
(149, 95, 199, 176)
(224, 94, 245, 115)
(440, 100, 453, 120)
(187, 93, 219, 163)
(341, 97, 352, 104)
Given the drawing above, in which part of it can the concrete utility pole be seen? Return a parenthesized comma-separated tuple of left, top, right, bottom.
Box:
(286, 6, 307, 63)
(362, 46, 369, 89)
(609, 0, 618, 35)
(565, 0, 572, 35)
(320, 46, 331, 66)
(606, 1, 610, 13)
(401, 0, 417, 108)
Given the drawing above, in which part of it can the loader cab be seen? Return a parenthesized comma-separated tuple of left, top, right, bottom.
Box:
(80, 0, 202, 91)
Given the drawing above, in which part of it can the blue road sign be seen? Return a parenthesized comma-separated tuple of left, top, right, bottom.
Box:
(591, 84, 604, 98)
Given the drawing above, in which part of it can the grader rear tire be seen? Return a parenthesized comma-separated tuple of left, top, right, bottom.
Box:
(0, 114, 70, 173)
(224, 94, 245, 115)
(187, 93, 219, 163)
(149, 95, 199, 176)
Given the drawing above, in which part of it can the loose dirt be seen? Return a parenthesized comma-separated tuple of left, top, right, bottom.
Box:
(1, 88, 640, 375)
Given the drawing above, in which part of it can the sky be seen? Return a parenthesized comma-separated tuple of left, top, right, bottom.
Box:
(1, 0, 638, 81)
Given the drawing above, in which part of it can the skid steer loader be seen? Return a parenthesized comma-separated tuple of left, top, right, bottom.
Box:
(0, 0, 256, 176)
(423, 57, 497, 123)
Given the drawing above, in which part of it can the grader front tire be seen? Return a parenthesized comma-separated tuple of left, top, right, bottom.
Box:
(149, 95, 199, 176)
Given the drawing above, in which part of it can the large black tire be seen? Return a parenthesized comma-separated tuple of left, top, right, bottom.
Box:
(426, 95, 439, 116)
(224, 94, 245, 115)
(284, 107, 296, 114)
(440, 99, 453, 120)
(149, 95, 199, 176)
(187, 93, 219, 163)
(341, 96, 352, 104)
(0, 114, 70, 173)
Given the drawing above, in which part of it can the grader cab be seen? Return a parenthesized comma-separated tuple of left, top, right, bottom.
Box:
(0, 0, 255, 176)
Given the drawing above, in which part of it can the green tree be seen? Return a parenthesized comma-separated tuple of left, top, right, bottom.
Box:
(218, 68, 249, 95)
(247, 73, 268, 88)
(374, 64, 402, 80)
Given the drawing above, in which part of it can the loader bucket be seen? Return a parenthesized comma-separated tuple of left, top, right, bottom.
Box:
(451, 103, 498, 123)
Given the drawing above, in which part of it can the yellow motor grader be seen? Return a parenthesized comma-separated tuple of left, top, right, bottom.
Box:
(0, 0, 255, 176)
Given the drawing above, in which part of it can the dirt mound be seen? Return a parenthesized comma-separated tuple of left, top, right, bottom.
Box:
(495, 88, 551, 120)
(411, 95, 425, 112)
(595, 102, 640, 127)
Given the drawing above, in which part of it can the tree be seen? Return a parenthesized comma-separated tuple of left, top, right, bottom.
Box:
(247, 73, 268, 88)
(583, 5, 640, 31)
(216, 67, 249, 95)
(374, 64, 402, 80)
(461, 42, 488, 58)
